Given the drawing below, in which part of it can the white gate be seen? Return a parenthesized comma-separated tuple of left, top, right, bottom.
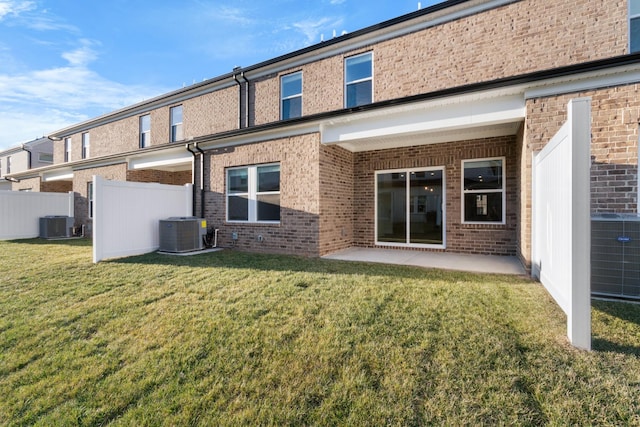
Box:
(93, 176, 193, 263)
(532, 98, 591, 350)
(0, 191, 74, 240)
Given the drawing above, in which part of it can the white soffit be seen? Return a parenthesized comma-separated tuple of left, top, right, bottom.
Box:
(321, 91, 525, 152)
(43, 169, 73, 182)
(128, 149, 193, 172)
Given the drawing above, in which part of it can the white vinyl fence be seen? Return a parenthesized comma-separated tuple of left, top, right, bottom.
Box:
(93, 176, 193, 263)
(0, 191, 74, 240)
(532, 98, 591, 350)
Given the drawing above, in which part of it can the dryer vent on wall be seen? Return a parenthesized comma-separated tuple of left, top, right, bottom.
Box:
(158, 217, 206, 253)
(591, 214, 640, 299)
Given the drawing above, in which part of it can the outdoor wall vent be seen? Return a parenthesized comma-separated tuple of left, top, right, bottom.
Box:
(39, 216, 74, 239)
(158, 217, 206, 253)
(591, 213, 640, 299)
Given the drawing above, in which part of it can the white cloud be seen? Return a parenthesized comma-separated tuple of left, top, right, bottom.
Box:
(61, 39, 98, 67)
(0, 0, 35, 20)
(292, 16, 344, 44)
(330, 0, 347, 4)
(0, 42, 167, 149)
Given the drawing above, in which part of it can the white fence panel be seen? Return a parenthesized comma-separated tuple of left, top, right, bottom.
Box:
(532, 98, 591, 350)
(93, 176, 192, 263)
(0, 191, 74, 240)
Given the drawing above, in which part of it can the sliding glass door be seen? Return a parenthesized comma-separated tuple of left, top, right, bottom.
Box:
(376, 168, 444, 247)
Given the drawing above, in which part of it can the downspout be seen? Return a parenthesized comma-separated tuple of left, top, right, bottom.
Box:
(194, 142, 206, 219)
(240, 71, 250, 128)
(232, 67, 243, 129)
(185, 143, 197, 217)
(21, 144, 32, 169)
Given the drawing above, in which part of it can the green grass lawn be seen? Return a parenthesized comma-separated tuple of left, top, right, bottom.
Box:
(1, 239, 639, 425)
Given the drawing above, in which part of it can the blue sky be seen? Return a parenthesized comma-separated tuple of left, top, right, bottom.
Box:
(0, 0, 442, 150)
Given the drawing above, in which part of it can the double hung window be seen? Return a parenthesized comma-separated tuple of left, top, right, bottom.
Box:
(88, 182, 94, 219)
(140, 114, 151, 148)
(462, 158, 505, 223)
(227, 164, 280, 223)
(82, 133, 90, 159)
(281, 72, 302, 119)
(170, 106, 183, 142)
(345, 52, 373, 108)
(631, 0, 640, 52)
(64, 138, 71, 162)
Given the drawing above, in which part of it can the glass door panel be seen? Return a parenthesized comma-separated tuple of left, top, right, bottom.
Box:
(376, 168, 444, 247)
(409, 170, 443, 245)
(377, 172, 406, 243)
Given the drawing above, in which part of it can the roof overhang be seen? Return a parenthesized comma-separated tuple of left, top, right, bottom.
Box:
(127, 146, 193, 172)
(43, 168, 73, 182)
(320, 89, 525, 152)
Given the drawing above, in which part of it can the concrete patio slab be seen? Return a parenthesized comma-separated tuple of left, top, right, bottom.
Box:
(323, 247, 526, 275)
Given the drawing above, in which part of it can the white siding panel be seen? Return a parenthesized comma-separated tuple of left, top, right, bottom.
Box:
(92, 176, 192, 263)
(0, 191, 74, 240)
(532, 98, 592, 350)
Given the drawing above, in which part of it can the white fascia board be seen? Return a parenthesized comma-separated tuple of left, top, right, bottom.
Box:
(321, 91, 525, 145)
(525, 64, 640, 99)
(43, 169, 74, 182)
(128, 147, 193, 170)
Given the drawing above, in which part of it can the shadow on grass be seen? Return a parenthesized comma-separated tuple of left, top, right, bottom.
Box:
(8, 237, 92, 247)
(592, 299, 640, 356)
(109, 247, 528, 284)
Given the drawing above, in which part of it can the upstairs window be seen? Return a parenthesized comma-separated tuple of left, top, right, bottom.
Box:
(631, 0, 640, 52)
(6, 156, 10, 174)
(82, 133, 90, 159)
(227, 163, 280, 223)
(64, 138, 71, 162)
(140, 114, 151, 148)
(281, 71, 302, 119)
(462, 158, 505, 224)
(345, 52, 373, 108)
(170, 106, 183, 142)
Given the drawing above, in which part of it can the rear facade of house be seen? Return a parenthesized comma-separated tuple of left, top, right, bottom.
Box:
(10, 0, 640, 270)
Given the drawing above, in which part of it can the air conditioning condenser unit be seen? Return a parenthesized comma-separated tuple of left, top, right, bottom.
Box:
(158, 217, 207, 253)
(39, 216, 74, 239)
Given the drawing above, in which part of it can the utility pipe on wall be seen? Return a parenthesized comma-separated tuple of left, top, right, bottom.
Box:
(194, 142, 206, 220)
(185, 143, 197, 217)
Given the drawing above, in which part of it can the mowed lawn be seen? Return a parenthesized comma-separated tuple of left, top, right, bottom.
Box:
(1, 240, 639, 425)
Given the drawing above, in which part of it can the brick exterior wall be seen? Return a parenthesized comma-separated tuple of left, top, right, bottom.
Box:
(203, 133, 321, 256)
(12, 177, 41, 192)
(319, 145, 354, 255)
(184, 86, 239, 137)
(519, 84, 640, 267)
(252, 0, 626, 126)
(41, 180, 72, 193)
(353, 136, 519, 256)
(127, 169, 191, 186)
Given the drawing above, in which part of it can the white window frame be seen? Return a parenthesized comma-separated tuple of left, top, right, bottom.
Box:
(461, 157, 506, 225)
(374, 166, 446, 249)
(170, 105, 183, 142)
(140, 114, 151, 148)
(280, 71, 303, 120)
(344, 51, 373, 108)
(6, 156, 11, 174)
(630, 0, 640, 53)
(88, 181, 94, 219)
(82, 133, 90, 159)
(226, 163, 280, 224)
(64, 138, 71, 162)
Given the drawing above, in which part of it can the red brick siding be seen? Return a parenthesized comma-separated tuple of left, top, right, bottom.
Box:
(203, 134, 321, 256)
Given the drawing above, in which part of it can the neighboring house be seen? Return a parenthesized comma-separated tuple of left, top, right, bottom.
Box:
(9, 0, 640, 270)
(0, 137, 53, 191)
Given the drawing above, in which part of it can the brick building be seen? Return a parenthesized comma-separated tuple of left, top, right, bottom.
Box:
(8, 0, 640, 270)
